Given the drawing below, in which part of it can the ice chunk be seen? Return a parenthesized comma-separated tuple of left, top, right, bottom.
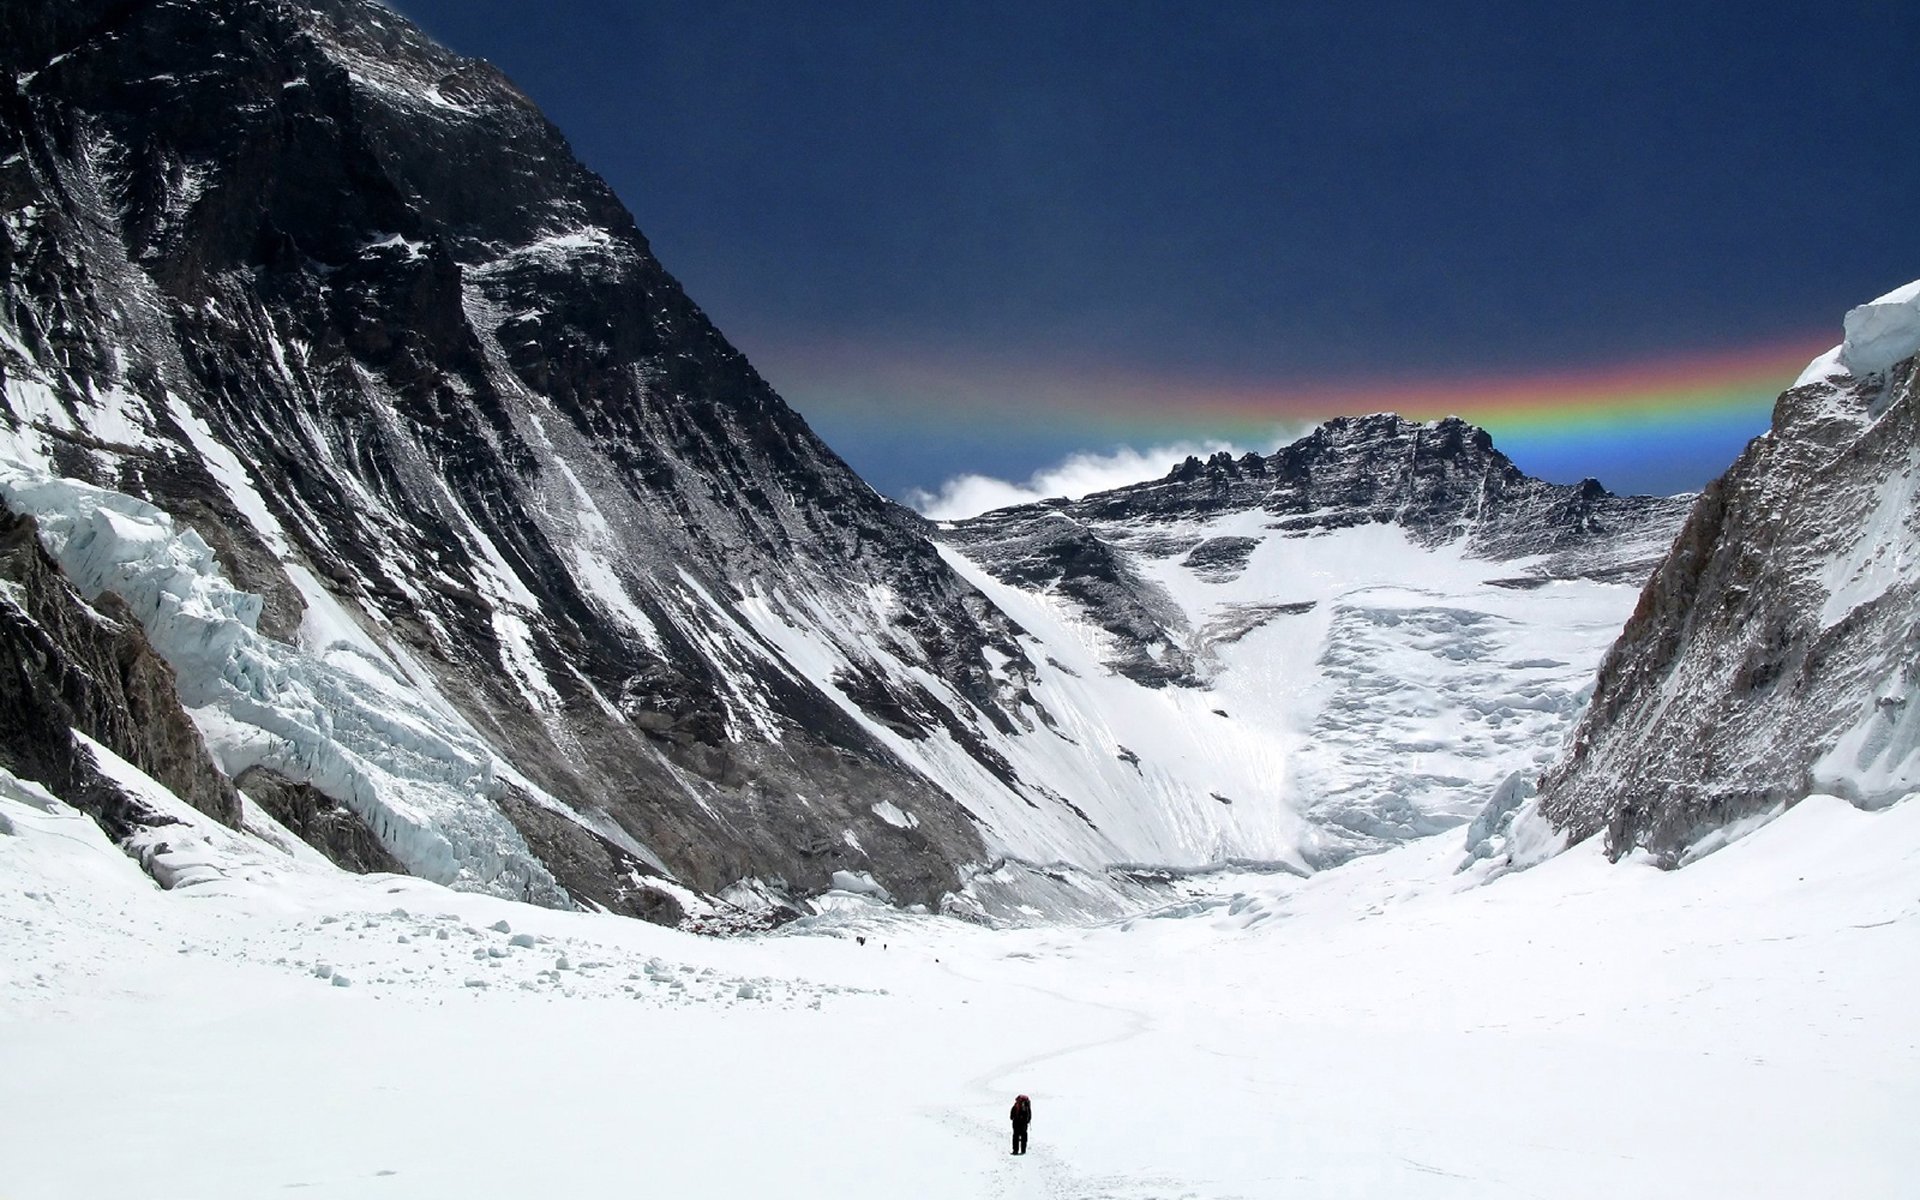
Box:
(1839, 279, 1920, 376)
(828, 870, 892, 900)
(870, 800, 919, 829)
(1461, 770, 1538, 864)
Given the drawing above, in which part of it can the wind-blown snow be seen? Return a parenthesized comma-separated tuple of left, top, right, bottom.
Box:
(909, 439, 1268, 520)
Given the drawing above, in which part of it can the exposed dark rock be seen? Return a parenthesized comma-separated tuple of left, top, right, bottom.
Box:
(0, 508, 239, 836)
(1182, 536, 1260, 580)
(488, 786, 683, 923)
(237, 765, 402, 874)
(0, 0, 1075, 915)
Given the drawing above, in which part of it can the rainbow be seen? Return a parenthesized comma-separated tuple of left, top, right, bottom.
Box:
(775, 335, 1830, 436)
(766, 333, 1834, 494)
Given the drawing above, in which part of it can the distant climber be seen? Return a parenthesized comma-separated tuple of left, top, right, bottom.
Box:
(1010, 1094, 1032, 1155)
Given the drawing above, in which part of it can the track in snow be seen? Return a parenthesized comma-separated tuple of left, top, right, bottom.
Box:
(929, 956, 1179, 1199)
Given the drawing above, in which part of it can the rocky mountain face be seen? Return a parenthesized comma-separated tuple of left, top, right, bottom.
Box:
(0, 0, 1042, 919)
(0, 0, 1701, 923)
(1535, 288, 1920, 863)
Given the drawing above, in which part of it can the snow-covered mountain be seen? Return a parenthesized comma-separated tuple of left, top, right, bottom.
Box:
(0, 0, 1692, 922)
(4, 7, 1915, 1193)
(1, 0, 1055, 921)
(1526, 283, 1920, 863)
(941, 415, 1691, 869)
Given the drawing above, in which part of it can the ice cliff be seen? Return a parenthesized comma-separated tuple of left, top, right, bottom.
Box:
(0, 460, 563, 900)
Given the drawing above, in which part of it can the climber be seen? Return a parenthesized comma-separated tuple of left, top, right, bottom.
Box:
(1010, 1094, 1032, 1155)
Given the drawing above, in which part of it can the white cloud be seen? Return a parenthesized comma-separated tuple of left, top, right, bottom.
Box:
(908, 438, 1261, 520)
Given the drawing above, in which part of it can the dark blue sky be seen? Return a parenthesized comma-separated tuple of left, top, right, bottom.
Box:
(393, 0, 1918, 501)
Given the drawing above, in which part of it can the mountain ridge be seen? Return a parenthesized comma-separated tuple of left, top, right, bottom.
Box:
(1, 0, 1032, 917)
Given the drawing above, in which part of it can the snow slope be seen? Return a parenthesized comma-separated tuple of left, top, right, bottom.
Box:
(4, 742, 1911, 1199)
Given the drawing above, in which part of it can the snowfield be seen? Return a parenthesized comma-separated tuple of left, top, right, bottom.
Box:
(3, 756, 1913, 1199)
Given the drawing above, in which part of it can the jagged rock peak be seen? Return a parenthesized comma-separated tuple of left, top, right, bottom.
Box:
(1157, 414, 1509, 486)
(1040, 414, 1679, 576)
(1110, 414, 1528, 511)
(1165, 449, 1270, 483)
(1279, 411, 1501, 458)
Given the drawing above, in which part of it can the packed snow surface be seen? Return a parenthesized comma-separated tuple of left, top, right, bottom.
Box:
(3, 757, 1913, 1199)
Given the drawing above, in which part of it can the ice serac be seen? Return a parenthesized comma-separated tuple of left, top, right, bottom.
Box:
(0, 503, 241, 842)
(943, 417, 1693, 862)
(1537, 282, 1920, 862)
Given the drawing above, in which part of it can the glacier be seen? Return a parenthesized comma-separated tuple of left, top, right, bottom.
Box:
(0, 454, 565, 903)
(2, 710, 1914, 1197)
